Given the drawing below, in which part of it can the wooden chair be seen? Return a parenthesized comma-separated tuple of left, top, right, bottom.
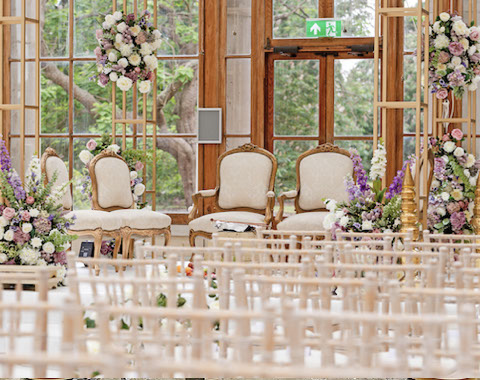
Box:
(188, 143, 277, 246)
(89, 149, 172, 258)
(275, 143, 353, 231)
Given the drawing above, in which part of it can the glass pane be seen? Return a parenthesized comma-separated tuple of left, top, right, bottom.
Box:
(10, 138, 36, 176)
(404, 108, 416, 134)
(273, 0, 317, 38)
(404, 55, 416, 102)
(226, 59, 251, 134)
(73, 137, 93, 209)
(41, 138, 69, 162)
(227, 0, 251, 55)
(226, 137, 250, 150)
(41, 62, 69, 134)
(73, 62, 111, 134)
(157, 0, 199, 56)
(335, 140, 373, 172)
(41, 0, 69, 58)
(334, 59, 373, 136)
(157, 60, 198, 134)
(274, 60, 319, 136)
(404, 16, 418, 52)
(335, 0, 375, 37)
(403, 136, 415, 162)
(74, 0, 112, 57)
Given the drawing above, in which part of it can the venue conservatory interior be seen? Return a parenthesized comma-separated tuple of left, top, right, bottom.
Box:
(1, 0, 480, 377)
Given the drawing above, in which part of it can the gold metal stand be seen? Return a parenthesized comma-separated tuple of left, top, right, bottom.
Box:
(400, 163, 419, 240)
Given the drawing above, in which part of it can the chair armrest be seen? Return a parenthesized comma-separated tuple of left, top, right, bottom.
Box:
(188, 189, 218, 222)
(275, 190, 298, 225)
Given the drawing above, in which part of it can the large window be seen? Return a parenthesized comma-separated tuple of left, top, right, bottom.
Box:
(8, 0, 199, 213)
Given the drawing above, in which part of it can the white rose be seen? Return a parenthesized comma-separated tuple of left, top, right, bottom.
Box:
(31, 237, 42, 248)
(453, 147, 465, 157)
(0, 228, 3, 240)
(433, 21, 441, 33)
(29, 209, 39, 217)
(102, 21, 110, 29)
(115, 33, 124, 44)
(0, 216, 8, 228)
(79, 150, 94, 164)
(4, 230, 13, 241)
(138, 80, 151, 94)
(451, 56, 462, 66)
(434, 34, 450, 49)
(470, 177, 477, 186)
(143, 55, 158, 70)
(437, 207, 446, 217)
(459, 38, 469, 50)
(139, 43, 152, 56)
(455, 65, 466, 73)
(153, 29, 161, 39)
(469, 46, 477, 55)
(443, 141, 456, 153)
(339, 216, 349, 227)
(325, 199, 337, 212)
(130, 171, 138, 180)
(440, 26, 445, 33)
(119, 43, 133, 57)
(335, 210, 344, 219)
(108, 51, 118, 62)
(464, 169, 471, 178)
(56, 264, 67, 281)
(109, 72, 119, 82)
(130, 25, 141, 36)
(468, 83, 478, 91)
(362, 221, 373, 231)
(104, 14, 116, 27)
(441, 192, 450, 201)
(118, 58, 129, 68)
(97, 64, 103, 73)
(322, 213, 337, 230)
(431, 180, 440, 188)
(103, 66, 112, 75)
(42, 242, 55, 254)
(117, 22, 127, 33)
(128, 54, 141, 66)
(465, 154, 476, 168)
(22, 223, 33, 234)
(442, 155, 449, 163)
(151, 38, 162, 50)
(117, 76, 133, 91)
(113, 11, 123, 21)
(0, 253, 7, 263)
(134, 183, 146, 196)
(452, 20, 469, 36)
(107, 144, 120, 153)
(439, 12, 450, 22)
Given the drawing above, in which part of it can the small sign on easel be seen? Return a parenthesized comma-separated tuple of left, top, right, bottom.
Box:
(79, 241, 94, 258)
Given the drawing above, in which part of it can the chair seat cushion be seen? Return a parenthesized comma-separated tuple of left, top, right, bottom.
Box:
(111, 209, 171, 230)
(66, 210, 122, 232)
(276, 212, 328, 231)
(189, 212, 266, 234)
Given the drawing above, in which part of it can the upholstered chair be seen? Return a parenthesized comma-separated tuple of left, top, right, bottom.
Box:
(188, 143, 277, 246)
(89, 150, 171, 257)
(274, 143, 353, 231)
(40, 148, 122, 268)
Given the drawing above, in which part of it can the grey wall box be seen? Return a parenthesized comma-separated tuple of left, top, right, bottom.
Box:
(198, 108, 222, 144)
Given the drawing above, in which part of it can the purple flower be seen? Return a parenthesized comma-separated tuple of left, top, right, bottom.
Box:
(448, 41, 464, 56)
(53, 251, 67, 265)
(99, 73, 109, 86)
(450, 211, 466, 232)
(13, 230, 30, 245)
(33, 217, 52, 235)
(349, 149, 371, 197)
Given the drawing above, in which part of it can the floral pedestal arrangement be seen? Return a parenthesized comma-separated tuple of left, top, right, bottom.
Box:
(0, 140, 75, 287)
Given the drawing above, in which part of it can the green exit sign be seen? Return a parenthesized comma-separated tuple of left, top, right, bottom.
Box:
(306, 19, 342, 38)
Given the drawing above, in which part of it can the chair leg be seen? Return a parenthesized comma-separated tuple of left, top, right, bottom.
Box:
(112, 234, 121, 273)
(164, 228, 171, 246)
(93, 229, 103, 276)
(189, 230, 196, 247)
(121, 228, 132, 271)
(128, 237, 135, 259)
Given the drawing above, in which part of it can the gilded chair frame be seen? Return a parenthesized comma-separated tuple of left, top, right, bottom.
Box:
(188, 143, 277, 246)
(275, 143, 353, 226)
(40, 148, 122, 270)
(89, 150, 171, 257)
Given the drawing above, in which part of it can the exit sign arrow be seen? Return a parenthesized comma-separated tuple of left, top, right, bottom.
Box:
(309, 22, 321, 36)
(306, 19, 342, 38)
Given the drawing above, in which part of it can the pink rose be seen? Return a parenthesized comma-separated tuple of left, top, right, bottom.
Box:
(21, 211, 30, 221)
(94, 46, 102, 57)
(474, 68, 480, 75)
(448, 42, 464, 56)
(442, 134, 450, 141)
(95, 29, 103, 39)
(438, 51, 451, 64)
(26, 196, 35, 205)
(436, 88, 449, 100)
(2, 207, 15, 220)
(86, 139, 97, 151)
(470, 29, 480, 42)
(135, 161, 144, 171)
(451, 128, 464, 140)
(471, 53, 480, 63)
(135, 67, 141, 73)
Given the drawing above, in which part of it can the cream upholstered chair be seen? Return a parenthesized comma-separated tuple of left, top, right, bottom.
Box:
(275, 143, 353, 231)
(40, 148, 122, 264)
(89, 150, 171, 257)
(188, 143, 277, 246)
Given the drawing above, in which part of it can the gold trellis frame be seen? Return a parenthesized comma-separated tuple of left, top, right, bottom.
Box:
(111, 0, 158, 210)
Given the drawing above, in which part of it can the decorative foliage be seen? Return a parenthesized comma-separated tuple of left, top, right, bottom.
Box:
(323, 141, 405, 236)
(427, 129, 479, 234)
(0, 140, 75, 283)
(93, 10, 160, 92)
(429, 12, 480, 99)
(78, 134, 149, 209)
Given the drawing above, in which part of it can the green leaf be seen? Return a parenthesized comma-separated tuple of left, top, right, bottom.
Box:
(120, 318, 130, 330)
(157, 293, 167, 307)
(177, 295, 186, 307)
(84, 317, 96, 329)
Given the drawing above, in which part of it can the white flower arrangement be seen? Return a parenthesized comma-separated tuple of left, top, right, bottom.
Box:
(369, 141, 387, 181)
(94, 10, 160, 93)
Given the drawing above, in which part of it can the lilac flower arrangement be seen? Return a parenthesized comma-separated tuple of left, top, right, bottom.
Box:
(0, 140, 75, 283)
(323, 141, 404, 237)
(78, 134, 148, 209)
(427, 129, 479, 234)
(429, 12, 480, 99)
(93, 10, 160, 93)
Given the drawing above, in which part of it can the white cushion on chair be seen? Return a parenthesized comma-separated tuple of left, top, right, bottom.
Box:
(298, 152, 353, 210)
(276, 212, 329, 231)
(94, 157, 133, 209)
(218, 152, 273, 210)
(66, 210, 122, 231)
(111, 209, 171, 230)
(45, 156, 73, 210)
(189, 211, 266, 234)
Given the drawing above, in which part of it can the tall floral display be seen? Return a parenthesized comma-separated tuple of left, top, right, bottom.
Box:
(323, 141, 406, 237)
(427, 129, 479, 234)
(429, 12, 480, 99)
(0, 140, 75, 283)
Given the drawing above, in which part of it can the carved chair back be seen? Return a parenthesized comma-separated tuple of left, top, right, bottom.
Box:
(89, 150, 134, 211)
(40, 147, 73, 211)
